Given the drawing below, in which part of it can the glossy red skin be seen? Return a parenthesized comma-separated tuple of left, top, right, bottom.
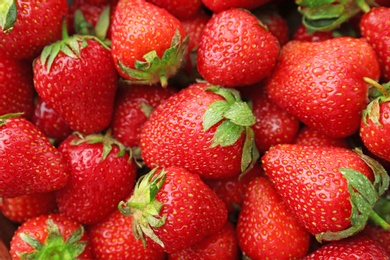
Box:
(261, 144, 374, 236)
(181, 10, 210, 53)
(168, 221, 238, 260)
(360, 7, 390, 82)
(362, 224, 390, 255)
(266, 37, 380, 138)
(292, 24, 334, 42)
(111, 0, 187, 80)
(197, 8, 280, 87)
(0, 57, 35, 120)
(111, 83, 177, 148)
(140, 83, 246, 179)
(143, 166, 227, 253)
(88, 210, 167, 260)
(56, 135, 137, 225)
(33, 39, 118, 135)
(201, 0, 271, 13)
(236, 176, 311, 259)
(0, 117, 69, 198)
(9, 214, 93, 260)
(146, 0, 202, 20)
(0, 0, 68, 60)
(294, 125, 350, 148)
(304, 234, 389, 259)
(360, 101, 390, 162)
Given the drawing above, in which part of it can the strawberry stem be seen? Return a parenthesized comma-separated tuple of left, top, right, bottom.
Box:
(369, 210, 390, 230)
(62, 18, 69, 40)
(364, 77, 390, 98)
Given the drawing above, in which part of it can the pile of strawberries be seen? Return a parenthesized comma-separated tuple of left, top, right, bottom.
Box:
(1, 0, 390, 258)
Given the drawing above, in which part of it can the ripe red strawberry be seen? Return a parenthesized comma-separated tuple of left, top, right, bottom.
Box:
(0, 0, 68, 60)
(304, 234, 389, 259)
(360, 7, 390, 82)
(118, 166, 228, 253)
(294, 125, 350, 148)
(146, 0, 202, 20)
(362, 223, 390, 255)
(0, 114, 69, 198)
(266, 37, 380, 138)
(110, 83, 177, 148)
(9, 213, 93, 259)
(56, 132, 137, 225)
(168, 221, 239, 260)
(236, 176, 311, 259)
(110, 0, 189, 87)
(140, 82, 258, 179)
(262, 144, 389, 242)
(88, 209, 167, 259)
(197, 8, 280, 87)
(0, 56, 35, 120)
(33, 30, 118, 135)
(201, 0, 271, 13)
(292, 23, 334, 42)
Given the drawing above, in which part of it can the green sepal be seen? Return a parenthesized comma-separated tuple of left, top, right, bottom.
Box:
(224, 102, 255, 127)
(74, 9, 95, 37)
(140, 102, 154, 118)
(0, 0, 17, 33)
(296, 0, 336, 8)
(241, 127, 259, 173)
(0, 112, 23, 126)
(203, 100, 230, 131)
(211, 120, 244, 148)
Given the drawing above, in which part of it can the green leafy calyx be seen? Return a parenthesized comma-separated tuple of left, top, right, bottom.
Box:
(362, 78, 390, 126)
(0, 112, 23, 126)
(0, 0, 17, 33)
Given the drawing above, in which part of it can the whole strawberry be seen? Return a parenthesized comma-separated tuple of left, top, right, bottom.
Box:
(110, 0, 189, 87)
(0, 114, 69, 198)
(56, 132, 137, 225)
(140, 82, 258, 179)
(266, 37, 380, 138)
(197, 8, 280, 87)
(118, 166, 228, 253)
(33, 27, 118, 135)
(262, 144, 389, 242)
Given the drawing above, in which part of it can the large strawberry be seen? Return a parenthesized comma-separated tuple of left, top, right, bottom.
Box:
(0, 0, 68, 60)
(118, 166, 228, 253)
(140, 82, 258, 179)
(197, 8, 280, 88)
(262, 144, 389, 242)
(0, 114, 69, 198)
(266, 37, 380, 138)
(110, 0, 189, 87)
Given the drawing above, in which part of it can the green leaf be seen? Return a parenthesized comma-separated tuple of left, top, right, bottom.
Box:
(211, 120, 244, 148)
(224, 101, 256, 127)
(301, 4, 345, 19)
(0, 0, 17, 32)
(94, 5, 110, 42)
(297, 0, 336, 8)
(241, 127, 259, 173)
(206, 86, 240, 105)
(203, 100, 230, 131)
(74, 9, 95, 36)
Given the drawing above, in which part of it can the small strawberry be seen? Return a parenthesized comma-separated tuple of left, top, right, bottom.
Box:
(146, 0, 202, 20)
(236, 176, 311, 259)
(56, 132, 137, 225)
(118, 166, 228, 253)
(266, 37, 380, 138)
(197, 8, 280, 87)
(294, 125, 350, 148)
(9, 213, 93, 259)
(201, 0, 271, 13)
(140, 82, 258, 180)
(262, 144, 389, 242)
(110, 0, 189, 87)
(0, 114, 69, 198)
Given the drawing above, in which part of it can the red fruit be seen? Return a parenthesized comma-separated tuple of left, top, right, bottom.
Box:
(362, 224, 390, 255)
(294, 125, 350, 148)
(236, 176, 311, 259)
(0, 114, 69, 198)
(33, 32, 118, 135)
(146, 0, 202, 20)
(0, 56, 35, 120)
(0, 0, 68, 60)
(0, 192, 57, 224)
(201, 0, 271, 13)
(140, 83, 258, 179)
(9, 213, 93, 259)
(110, 0, 189, 87)
(266, 37, 380, 138)
(292, 23, 334, 42)
(360, 7, 390, 82)
(168, 221, 239, 260)
(88, 210, 167, 259)
(197, 8, 280, 87)
(118, 166, 228, 253)
(262, 144, 389, 242)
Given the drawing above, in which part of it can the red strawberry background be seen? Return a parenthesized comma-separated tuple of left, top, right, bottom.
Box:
(1, 0, 390, 259)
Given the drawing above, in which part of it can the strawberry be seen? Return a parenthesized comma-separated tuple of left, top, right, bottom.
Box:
(266, 37, 380, 138)
(146, 0, 202, 20)
(140, 82, 258, 179)
(9, 213, 93, 259)
(0, 114, 69, 198)
(292, 23, 334, 42)
(168, 221, 239, 260)
(118, 166, 228, 253)
(88, 209, 167, 259)
(0, 0, 68, 60)
(197, 8, 280, 87)
(294, 125, 350, 148)
(201, 0, 271, 13)
(0, 56, 35, 120)
(360, 7, 390, 82)
(236, 176, 311, 259)
(262, 144, 389, 242)
(362, 223, 390, 255)
(110, 0, 189, 87)
(56, 132, 137, 225)
(33, 26, 118, 135)
(0, 192, 57, 224)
